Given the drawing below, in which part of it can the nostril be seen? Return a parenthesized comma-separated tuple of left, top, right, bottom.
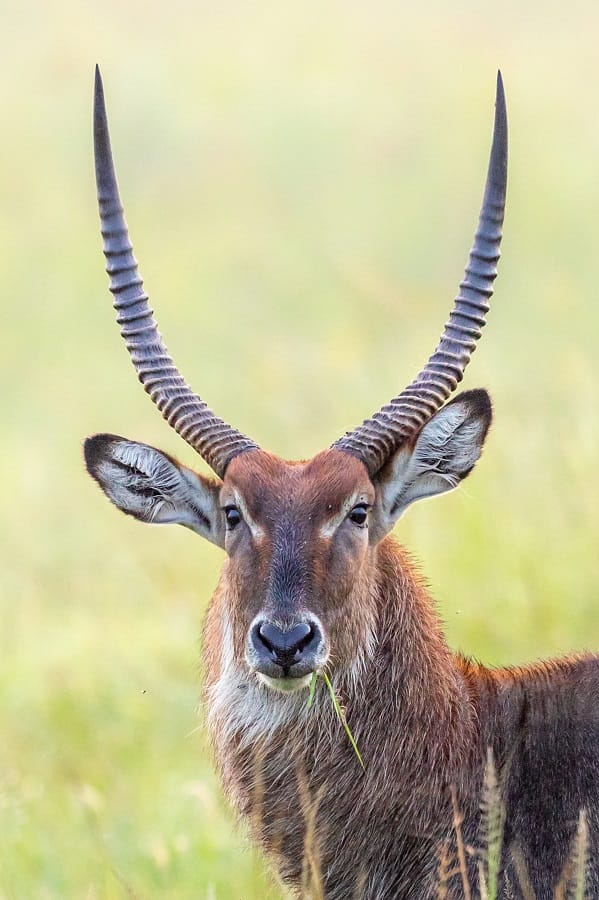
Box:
(259, 622, 311, 650)
(254, 621, 316, 664)
(293, 623, 315, 653)
(257, 622, 284, 655)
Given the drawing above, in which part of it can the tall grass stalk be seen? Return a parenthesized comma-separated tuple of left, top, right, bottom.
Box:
(509, 846, 536, 900)
(296, 760, 325, 900)
(480, 749, 505, 900)
(450, 786, 472, 900)
(572, 809, 588, 900)
(435, 841, 453, 899)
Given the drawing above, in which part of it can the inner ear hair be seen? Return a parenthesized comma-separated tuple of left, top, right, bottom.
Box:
(371, 389, 493, 539)
(417, 389, 493, 479)
(84, 434, 187, 523)
(84, 433, 180, 483)
(445, 388, 493, 437)
(83, 433, 225, 547)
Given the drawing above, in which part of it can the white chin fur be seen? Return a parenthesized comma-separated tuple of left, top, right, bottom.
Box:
(257, 672, 313, 693)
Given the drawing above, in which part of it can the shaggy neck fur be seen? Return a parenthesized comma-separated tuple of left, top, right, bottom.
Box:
(203, 534, 599, 898)
(203, 537, 482, 897)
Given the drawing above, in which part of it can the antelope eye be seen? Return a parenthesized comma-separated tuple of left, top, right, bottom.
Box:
(224, 505, 242, 529)
(348, 504, 368, 527)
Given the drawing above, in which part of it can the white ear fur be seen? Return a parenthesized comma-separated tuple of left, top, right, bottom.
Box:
(84, 434, 225, 548)
(371, 390, 491, 541)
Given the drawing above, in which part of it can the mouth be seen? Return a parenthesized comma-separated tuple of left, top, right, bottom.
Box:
(256, 672, 314, 693)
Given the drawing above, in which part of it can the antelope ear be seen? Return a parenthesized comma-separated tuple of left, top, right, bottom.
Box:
(84, 434, 225, 548)
(370, 390, 492, 541)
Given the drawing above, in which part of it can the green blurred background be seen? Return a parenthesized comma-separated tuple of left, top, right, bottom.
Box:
(1, 1, 598, 896)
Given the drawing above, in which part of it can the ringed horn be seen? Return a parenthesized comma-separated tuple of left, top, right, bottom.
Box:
(93, 66, 507, 480)
(333, 71, 507, 475)
(93, 66, 259, 479)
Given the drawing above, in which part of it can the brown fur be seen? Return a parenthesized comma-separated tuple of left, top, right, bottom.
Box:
(85, 435, 598, 896)
(201, 450, 599, 898)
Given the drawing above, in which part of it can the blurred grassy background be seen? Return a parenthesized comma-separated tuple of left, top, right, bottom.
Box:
(1, 1, 599, 896)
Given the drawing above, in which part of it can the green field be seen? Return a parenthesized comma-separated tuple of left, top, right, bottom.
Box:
(2, 2, 599, 897)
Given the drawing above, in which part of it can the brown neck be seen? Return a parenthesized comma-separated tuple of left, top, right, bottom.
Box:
(205, 534, 478, 791)
(203, 536, 482, 893)
(342, 537, 476, 770)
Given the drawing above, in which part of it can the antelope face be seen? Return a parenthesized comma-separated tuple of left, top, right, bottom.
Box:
(221, 450, 375, 691)
(85, 69, 505, 694)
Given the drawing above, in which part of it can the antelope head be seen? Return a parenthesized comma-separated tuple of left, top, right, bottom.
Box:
(85, 68, 507, 692)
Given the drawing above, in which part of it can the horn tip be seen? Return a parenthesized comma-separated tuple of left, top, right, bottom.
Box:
(93, 65, 111, 181)
(94, 64, 106, 112)
(493, 70, 507, 137)
(488, 68, 507, 196)
(94, 64, 104, 105)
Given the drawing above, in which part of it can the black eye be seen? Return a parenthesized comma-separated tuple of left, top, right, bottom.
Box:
(349, 504, 368, 527)
(224, 505, 242, 529)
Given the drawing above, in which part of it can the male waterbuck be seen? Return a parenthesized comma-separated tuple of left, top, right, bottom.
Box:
(85, 67, 598, 897)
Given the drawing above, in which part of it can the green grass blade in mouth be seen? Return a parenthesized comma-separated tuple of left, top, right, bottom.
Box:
(306, 671, 365, 769)
(321, 672, 365, 771)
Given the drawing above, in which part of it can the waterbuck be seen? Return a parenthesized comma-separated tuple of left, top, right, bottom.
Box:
(84, 68, 599, 897)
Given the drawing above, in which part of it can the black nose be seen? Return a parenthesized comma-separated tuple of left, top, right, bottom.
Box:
(250, 620, 321, 675)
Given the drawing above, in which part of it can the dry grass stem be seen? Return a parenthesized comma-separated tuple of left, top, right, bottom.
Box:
(296, 759, 326, 899)
(250, 746, 266, 844)
(572, 809, 589, 900)
(352, 868, 368, 900)
(436, 840, 454, 899)
(509, 846, 536, 900)
(450, 786, 472, 900)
